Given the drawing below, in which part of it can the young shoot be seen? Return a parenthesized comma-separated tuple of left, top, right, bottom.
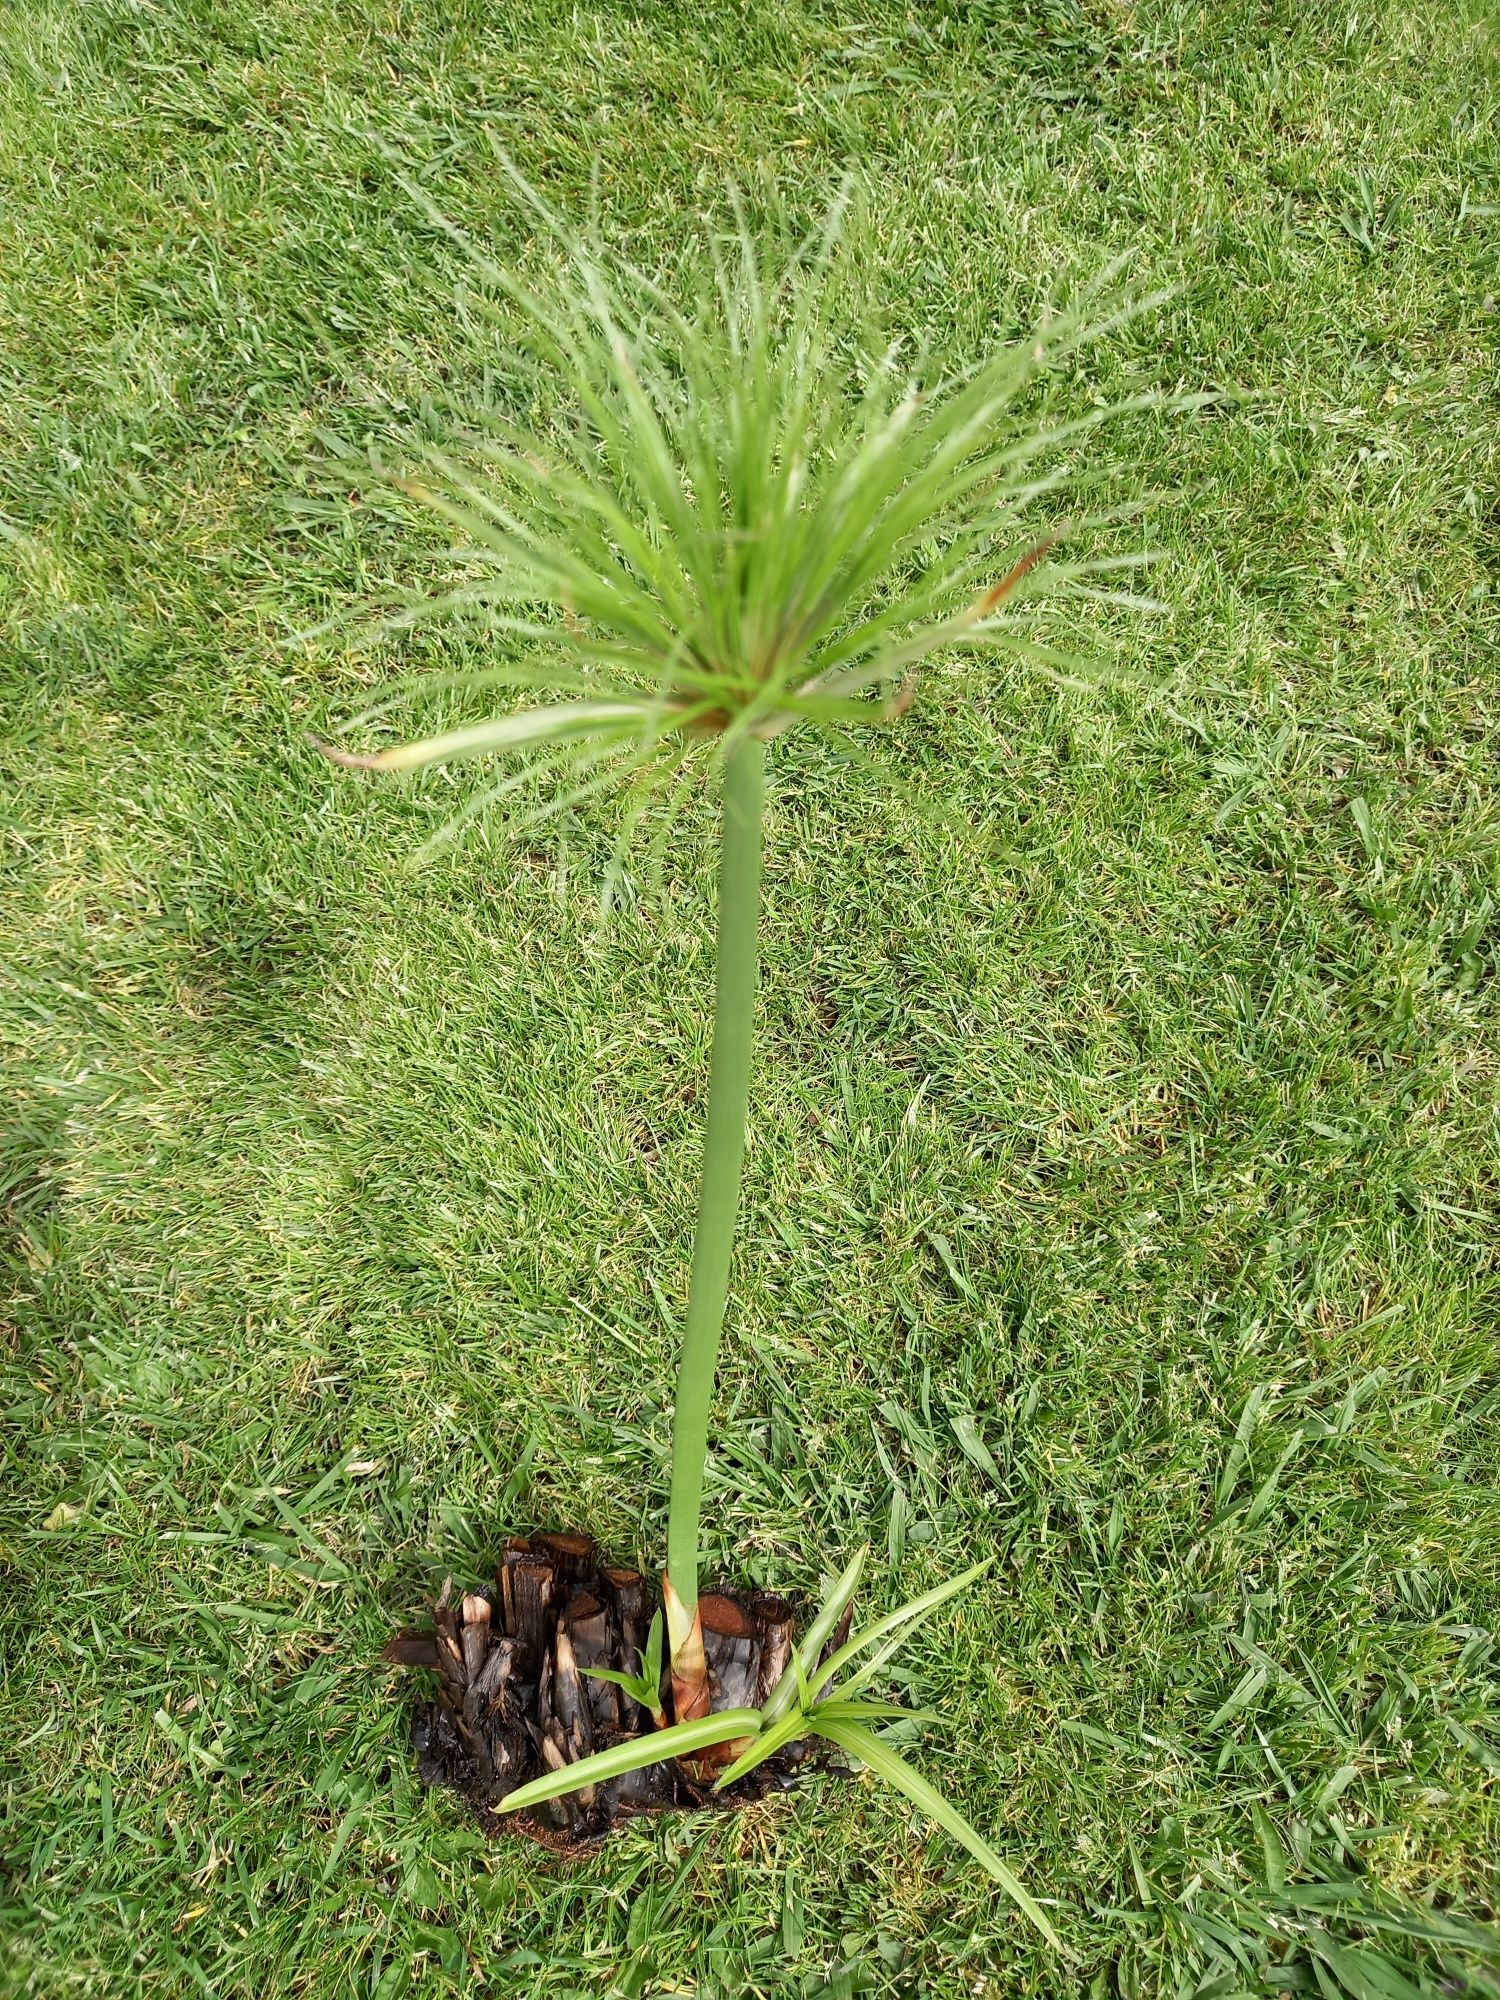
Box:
(579, 1609, 667, 1727)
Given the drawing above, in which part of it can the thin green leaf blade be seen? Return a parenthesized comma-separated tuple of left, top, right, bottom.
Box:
(810, 1558, 992, 1700)
(712, 1709, 811, 1791)
(761, 1546, 868, 1724)
(809, 1718, 1066, 1954)
(810, 1700, 943, 1725)
(494, 1709, 762, 1815)
(323, 702, 653, 774)
(579, 1664, 655, 1704)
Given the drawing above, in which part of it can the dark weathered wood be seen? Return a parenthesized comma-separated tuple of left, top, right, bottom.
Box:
(412, 1702, 461, 1788)
(501, 1545, 555, 1672)
(470, 1634, 514, 1709)
(699, 1592, 760, 1711)
(432, 1580, 466, 1691)
(461, 1627, 519, 1785)
(563, 1591, 621, 1734)
(601, 1568, 648, 1620)
(600, 1746, 675, 1819)
(534, 1531, 596, 1588)
(601, 1568, 653, 1729)
(548, 1617, 595, 1762)
(751, 1594, 794, 1705)
(497, 1538, 521, 1633)
(460, 1593, 492, 1682)
(536, 1722, 583, 1830)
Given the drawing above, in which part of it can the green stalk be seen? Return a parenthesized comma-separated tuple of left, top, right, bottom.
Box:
(665, 734, 765, 1638)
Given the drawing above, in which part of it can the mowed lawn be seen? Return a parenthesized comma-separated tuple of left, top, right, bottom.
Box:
(2, 0, 1499, 1994)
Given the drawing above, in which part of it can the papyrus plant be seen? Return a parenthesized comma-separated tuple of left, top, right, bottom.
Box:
(325, 157, 1154, 1933)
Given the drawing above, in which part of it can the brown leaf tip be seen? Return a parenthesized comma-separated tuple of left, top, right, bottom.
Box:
(975, 534, 1059, 619)
(310, 736, 384, 771)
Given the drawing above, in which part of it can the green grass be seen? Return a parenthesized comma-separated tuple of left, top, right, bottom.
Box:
(2, 0, 1498, 1994)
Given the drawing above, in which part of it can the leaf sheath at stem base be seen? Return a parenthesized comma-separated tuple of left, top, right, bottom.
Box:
(663, 1571, 709, 1723)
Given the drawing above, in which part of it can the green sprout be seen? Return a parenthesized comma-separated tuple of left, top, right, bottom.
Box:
(579, 1608, 667, 1728)
(323, 154, 1154, 1944)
